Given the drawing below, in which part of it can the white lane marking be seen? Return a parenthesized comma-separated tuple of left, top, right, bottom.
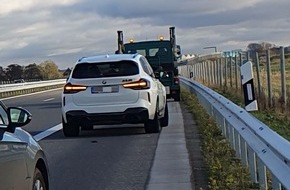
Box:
(34, 123, 62, 141)
(43, 98, 55, 102)
(0, 88, 63, 101)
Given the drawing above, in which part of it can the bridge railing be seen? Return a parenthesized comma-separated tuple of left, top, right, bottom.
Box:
(180, 76, 290, 190)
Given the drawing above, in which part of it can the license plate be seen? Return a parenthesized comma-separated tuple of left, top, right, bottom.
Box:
(165, 87, 170, 94)
(91, 86, 119, 93)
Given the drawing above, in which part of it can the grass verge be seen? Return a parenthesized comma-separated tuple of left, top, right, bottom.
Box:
(181, 88, 257, 189)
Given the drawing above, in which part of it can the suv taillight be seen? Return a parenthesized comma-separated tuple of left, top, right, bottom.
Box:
(64, 83, 87, 94)
(122, 79, 150, 90)
(174, 77, 179, 85)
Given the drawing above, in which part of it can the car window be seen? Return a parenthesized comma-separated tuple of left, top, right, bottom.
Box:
(127, 49, 146, 57)
(139, 58, 150, 75)
(140, 57, 155, 77)
(155, 47, 168, 56)
(0, 105, 8, 125)
(72, 61, 139, 79)
(149, 48, 159, 56)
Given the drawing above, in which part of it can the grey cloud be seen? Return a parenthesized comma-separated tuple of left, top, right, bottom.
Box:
(1, 0, 290, 69)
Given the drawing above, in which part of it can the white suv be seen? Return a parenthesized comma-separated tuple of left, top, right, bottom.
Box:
(62, 54, 168, 137)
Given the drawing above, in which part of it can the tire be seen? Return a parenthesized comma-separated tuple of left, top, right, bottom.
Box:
(33, 168, 47, 190)
(62, 117, 80, 137)
(160, 103, 169, 127)
(174, 91, 181, 101)
(144, 107, 161, 133)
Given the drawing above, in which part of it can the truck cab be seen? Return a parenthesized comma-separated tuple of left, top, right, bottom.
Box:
(116, 27, 181, 101)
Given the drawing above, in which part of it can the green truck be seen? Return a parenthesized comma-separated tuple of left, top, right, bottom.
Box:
(116, 27, 181, 101)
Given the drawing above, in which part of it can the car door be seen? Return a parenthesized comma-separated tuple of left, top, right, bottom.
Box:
(0, 104, 28, 190)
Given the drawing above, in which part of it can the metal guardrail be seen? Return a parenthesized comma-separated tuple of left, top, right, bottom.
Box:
(180, 76, 290, 190)
(0, 79, 66, 98)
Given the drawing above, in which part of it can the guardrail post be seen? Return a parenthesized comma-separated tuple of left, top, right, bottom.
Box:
(272, 176, 282, 190)
(248, 148, 258, 183)
(229, 123, 235, 149)
(257, 158, 268, 190)
(240, 138, 248, 167)
(234, 131, 241, 158)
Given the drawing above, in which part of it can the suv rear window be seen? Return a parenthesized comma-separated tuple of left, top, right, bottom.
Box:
(72, 60, 139, 79)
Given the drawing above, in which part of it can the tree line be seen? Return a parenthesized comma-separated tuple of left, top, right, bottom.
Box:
(247, 42, 290, 56)
(246, 42, 290, 65)
(0, 60, 67, 82)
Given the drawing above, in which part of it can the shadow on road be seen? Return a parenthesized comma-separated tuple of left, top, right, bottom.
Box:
(38, 124, 151, 141)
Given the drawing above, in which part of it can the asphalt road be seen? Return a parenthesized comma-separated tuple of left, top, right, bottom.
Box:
(2, 90, 164, 189)
(2, 89, 63, 136)
(2, 89, 208, 190)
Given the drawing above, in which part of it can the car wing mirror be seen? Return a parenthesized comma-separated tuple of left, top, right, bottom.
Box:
(7, 107, 32, 128)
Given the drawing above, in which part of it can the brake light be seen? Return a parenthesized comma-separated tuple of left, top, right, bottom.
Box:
(64, 83, 87, 94)
(122, 79, 150, 90)
(174, 77, 179, 85)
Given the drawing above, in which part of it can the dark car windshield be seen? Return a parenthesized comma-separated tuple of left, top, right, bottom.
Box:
(72, 60, 139, 79)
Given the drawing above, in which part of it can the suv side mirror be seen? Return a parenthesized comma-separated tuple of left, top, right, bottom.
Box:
(7, 107, 32, 128)
(154, 72, 160, 79)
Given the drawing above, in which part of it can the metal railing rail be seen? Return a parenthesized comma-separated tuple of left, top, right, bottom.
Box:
(0, 79, 66, 98)
(180, 76, 290, 190)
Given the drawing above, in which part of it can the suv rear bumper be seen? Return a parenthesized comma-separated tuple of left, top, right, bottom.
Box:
(65, 107, 149, 125)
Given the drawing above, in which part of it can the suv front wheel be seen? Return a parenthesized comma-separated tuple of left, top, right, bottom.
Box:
(33, 168, 47, 190)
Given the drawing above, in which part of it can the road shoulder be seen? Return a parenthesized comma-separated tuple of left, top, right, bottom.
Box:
(180, 102, 209, 190)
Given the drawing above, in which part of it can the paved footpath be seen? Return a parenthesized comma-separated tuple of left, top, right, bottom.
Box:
(146, 101, 208, 190)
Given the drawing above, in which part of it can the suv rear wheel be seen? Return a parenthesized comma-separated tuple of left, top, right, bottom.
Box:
(144, 107, 161, 133)
(62, 117, 80, 137)
(160, 103, 169, 127)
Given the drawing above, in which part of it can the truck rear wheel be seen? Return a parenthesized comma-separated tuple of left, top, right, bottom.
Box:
(174, 91, 181, 101)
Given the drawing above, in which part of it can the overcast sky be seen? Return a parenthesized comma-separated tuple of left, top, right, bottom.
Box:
(1, 0, 290, 69)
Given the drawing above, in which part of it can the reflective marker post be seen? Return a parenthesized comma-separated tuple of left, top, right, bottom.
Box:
(240, 61, 258, 111)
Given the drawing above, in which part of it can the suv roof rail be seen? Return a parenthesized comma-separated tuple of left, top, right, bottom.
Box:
(132, 53, 139, 58)
(78, 57, 87, 62)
